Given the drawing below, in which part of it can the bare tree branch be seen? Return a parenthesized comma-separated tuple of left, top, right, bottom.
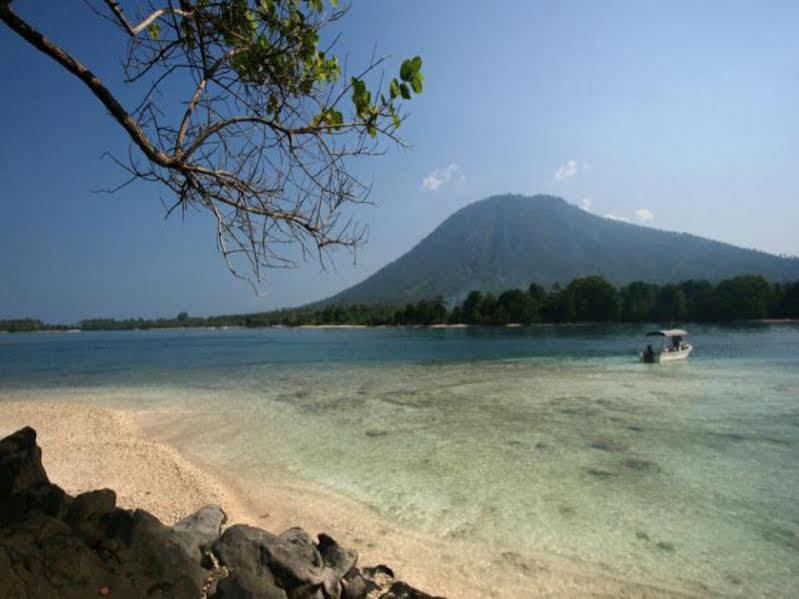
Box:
(0, 0, 423, 288)
(103, 0, 193, 37)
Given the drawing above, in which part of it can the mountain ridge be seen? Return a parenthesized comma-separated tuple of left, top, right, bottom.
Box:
(319, 194, 799, 305)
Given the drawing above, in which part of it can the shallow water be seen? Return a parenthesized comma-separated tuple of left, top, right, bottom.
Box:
(2, 324, 798, 596)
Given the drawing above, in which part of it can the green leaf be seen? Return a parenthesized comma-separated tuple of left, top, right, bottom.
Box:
(147, 22, 160, 40)
(367, 124, 377, 138)
(401, 56, 423, 81)
(411, 73, 423, 94)
(400, 59, 413, 82)
(390, 78, 400, 99)
(267, 94, 279, 116)
(399, 83, 411, 100)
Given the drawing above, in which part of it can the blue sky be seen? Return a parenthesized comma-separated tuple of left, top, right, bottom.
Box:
(2, 1, 798, 323)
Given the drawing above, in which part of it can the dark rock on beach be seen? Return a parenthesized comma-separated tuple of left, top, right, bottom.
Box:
(0, 426, 49, 495)
(0, 427, 441, 599)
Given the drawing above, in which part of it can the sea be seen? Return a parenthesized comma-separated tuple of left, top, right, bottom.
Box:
(1, 324, 797, 597)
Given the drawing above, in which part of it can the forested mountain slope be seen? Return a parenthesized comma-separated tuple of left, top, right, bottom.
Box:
(322, 194, 799, 305)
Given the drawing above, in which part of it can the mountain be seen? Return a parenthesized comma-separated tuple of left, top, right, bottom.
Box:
(321, 194, 799, 305)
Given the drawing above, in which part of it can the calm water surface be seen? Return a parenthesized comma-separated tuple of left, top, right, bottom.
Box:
(1, 324, 798, 596)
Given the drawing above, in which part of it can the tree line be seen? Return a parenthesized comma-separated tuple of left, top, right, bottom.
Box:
(448, 275, 799, 325)
(3, 275, 799, 332)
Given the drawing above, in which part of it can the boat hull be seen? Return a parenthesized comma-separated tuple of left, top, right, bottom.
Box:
(640, 344, 693, 363)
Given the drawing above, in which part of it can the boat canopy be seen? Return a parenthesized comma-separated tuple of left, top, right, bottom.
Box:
(646, 329, 688, 337)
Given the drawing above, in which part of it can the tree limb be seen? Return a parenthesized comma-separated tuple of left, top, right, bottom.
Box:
(103, 0, 193, 37)
(0, 1, 175, 167)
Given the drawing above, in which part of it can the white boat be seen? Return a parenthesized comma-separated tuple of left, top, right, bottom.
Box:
(640, 329, 692, 363)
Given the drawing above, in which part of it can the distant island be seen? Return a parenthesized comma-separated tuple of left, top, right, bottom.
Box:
(321, 194, 799, 306)
(3, 274, 798, 332)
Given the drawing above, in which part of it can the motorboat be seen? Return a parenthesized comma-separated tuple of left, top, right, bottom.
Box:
(640, 329, 692, 363)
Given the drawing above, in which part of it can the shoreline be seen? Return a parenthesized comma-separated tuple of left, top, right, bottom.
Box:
(0, 397, 708, 598)
(3, 318, 798, 335)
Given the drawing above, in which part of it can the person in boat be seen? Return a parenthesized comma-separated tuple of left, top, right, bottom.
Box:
(644, 344, 656, 361)
(671, 336, 682, 351)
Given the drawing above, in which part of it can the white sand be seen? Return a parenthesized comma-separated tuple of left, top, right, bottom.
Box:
(0, 401, 254, 525)
(0, 399, 703, 598)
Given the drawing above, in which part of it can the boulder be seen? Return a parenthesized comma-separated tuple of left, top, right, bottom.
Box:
(213, 569, 289, 598)
(65, 489, 117, 525)
(107, 508, 210, 595)
(214, 524, 326, 596)
(340, 568, 372, 599)
(0, 427, 48, 497)
(173, 504, 227, 562)
(0, 481, 70, 525)
(317, 533, 358, 599)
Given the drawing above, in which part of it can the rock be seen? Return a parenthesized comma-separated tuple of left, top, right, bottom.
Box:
(0, 481, 70, 525)
(363, 564, 395, 580)
(341, 568, 372, 599)
(318, 533, 358, 578)
(112, 508, 211, 594)
(317, 533, 358, 598)
(214, 527, 371, 599)
(0, 509, 132, 599)
(173, 504, 227, 562)
(655, 541, 676, 552)
(356, 565, 447, 599)
(0, 427, 48, 497)
(274, 527, 325, 585)
(65, 489, 117, 524)
(382, 581, 441, 599)
(0, 498, 209, 598)
(214, 525, 326, 596)
(214, 524, 281, 571)
(213, 570, 288, 599)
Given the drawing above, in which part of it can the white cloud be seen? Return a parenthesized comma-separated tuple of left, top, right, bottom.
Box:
(635, 208, 655, 223)
(580, 197, 592, 212)
(421, 163, 464, 191)
(554, 160, 579, 181)
(604, 213, 632, 223)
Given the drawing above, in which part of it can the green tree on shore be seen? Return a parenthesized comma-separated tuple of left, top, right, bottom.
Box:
(621, 282, 658, 322)
(714, 275, 771, 320)
(566, 276, 621, 322)
(654, 285, 687, 323)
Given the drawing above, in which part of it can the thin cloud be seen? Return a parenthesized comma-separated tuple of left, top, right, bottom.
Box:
(580, 197, 592, 212)
(421, 163, 464, 191)
(635, 208, 655, 223)
(554, 160, 579, 181)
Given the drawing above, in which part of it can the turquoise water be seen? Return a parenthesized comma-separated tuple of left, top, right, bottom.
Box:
(2, 325, 798, 596)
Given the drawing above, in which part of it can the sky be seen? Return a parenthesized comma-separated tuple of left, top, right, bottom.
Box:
(1, 1, 798, 323)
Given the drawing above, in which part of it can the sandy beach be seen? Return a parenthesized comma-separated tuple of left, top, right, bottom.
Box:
(0, 395, 710, 599)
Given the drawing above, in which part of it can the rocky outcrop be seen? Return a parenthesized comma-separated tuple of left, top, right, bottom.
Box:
(0, 427, 442, 599)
